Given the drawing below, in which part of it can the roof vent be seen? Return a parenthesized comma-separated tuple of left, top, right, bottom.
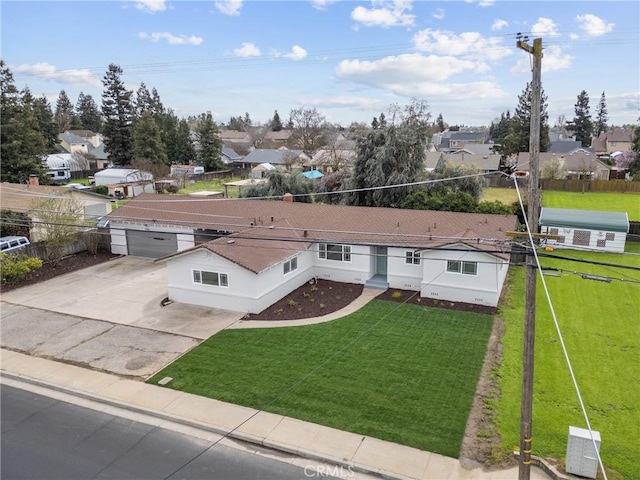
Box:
(226, 240, 235, 244)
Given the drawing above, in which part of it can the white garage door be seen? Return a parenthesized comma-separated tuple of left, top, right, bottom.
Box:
(126, 230, 178, 258)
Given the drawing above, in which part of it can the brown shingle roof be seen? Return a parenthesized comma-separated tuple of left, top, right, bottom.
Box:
(0, 182, 69, 212)
(110, 194, 516, 266)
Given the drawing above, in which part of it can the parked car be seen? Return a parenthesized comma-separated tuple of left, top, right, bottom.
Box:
(0, 236, 30, 254)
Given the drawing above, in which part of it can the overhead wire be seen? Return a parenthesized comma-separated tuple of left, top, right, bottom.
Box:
(512, 176, 608, 480)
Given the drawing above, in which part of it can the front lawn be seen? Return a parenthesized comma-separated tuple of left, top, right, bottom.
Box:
(497, 249, 640, 479)
(149, 300, 494, 458)
(482, 187, 519, 205)
(542, 191, 640, 221)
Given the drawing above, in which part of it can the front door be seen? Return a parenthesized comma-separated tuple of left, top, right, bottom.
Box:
(376, 246, 388, 276)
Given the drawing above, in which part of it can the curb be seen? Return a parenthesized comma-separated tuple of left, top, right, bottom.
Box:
(1, 370, 411, 480)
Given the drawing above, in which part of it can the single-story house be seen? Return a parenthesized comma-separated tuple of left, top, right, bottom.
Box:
(250, 162, 276, 179)
(539, 208, 629, 253)
(515, 152, 611, 180)
(306, 149, 356, 173)
(0, 180, 112, 241)
(243, 148, 310, 171)
(94, 168, 155, 198)
(424, 152, 501, 174)
(103, 194, 517, 311)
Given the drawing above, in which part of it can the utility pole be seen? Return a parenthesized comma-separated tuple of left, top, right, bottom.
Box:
(516, 35, 543, 480)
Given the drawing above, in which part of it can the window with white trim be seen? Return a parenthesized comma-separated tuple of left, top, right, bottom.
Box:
(283, 256, 298, 274)
(193, 270, 228, 287)
(405, 251, 421, 265)
(318, 243, 351, 262)
(447, 260, 477, 275)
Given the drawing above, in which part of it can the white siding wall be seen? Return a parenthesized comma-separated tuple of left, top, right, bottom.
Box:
(387, 247, 423, 290)
(420, 249, 508, 307)
(167, 249, 315, 313)
(541, 226, 626, 253)
(313, 244, 371, 284)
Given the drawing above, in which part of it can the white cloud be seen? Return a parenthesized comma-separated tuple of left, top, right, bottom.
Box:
(311, 0, 338, 10)
(300, 96, 386, 111)
(413, 29, 511, 62)
(510, 45, 572, 74)
(576, 14, 614, 37)
(336, 53, 483, 85)
(134, 0, 166, 13)
(215, 0, 243, 16)
(351, 0, 415, 28)
(138, 32, 203, 45)
(9, 63, 102, 89)
(569, 32, 580, 40)
(491, 19, 508, 31)
(531, 17, 559, 37)
(479, 0, 495, 6)
(432, 8, 445, 20)
(283, 45, 308, 61)
(233, 42, 261, 57)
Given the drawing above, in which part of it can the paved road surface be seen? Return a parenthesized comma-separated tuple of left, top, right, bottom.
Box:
(1, 385, 343, 480)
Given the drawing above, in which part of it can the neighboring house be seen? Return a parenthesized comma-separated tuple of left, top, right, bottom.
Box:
(548, 140, 593, 155)
(221, 147, 249, 169)
(59, 131, 109, 170)
(243, 148, 310, 171)
(436, 131, 487, 153)
(306, 148, 356, 173)
(103, 195, 516, 311)
(250, 162, 276, 179)
(516, 152, 611, 180)
(219, 130, 254, 154)
(263, 129, 293, 148)
(0, 180, 112, 241)
(539, 208, 629, 253)
(591, 128, 634, 154)
(424, 152, 500, 174)
(94, 168, 155, 198)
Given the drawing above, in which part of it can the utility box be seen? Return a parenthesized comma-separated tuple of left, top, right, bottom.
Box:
(566, 426, 601, 478)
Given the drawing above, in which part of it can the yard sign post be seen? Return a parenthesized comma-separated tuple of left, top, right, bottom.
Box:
(517, 35, 543, 480)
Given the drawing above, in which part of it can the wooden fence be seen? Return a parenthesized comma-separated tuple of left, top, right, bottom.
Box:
(539, 179, 640, 193)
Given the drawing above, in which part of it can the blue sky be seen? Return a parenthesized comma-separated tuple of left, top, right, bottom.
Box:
(2, 1, 638, 128)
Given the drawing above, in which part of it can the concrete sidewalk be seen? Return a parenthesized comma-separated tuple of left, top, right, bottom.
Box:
(0, 348, 555, 480)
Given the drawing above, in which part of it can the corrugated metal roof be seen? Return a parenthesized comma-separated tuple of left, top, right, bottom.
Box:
(539, 208, 629, 232)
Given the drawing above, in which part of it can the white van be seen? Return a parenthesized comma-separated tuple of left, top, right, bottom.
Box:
(0, 236, 30, 254)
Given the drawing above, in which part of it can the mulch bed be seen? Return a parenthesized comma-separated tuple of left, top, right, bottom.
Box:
(376, 288, 498, 315)
(1, 250, 121, 293)
(245, 279, 364, 321)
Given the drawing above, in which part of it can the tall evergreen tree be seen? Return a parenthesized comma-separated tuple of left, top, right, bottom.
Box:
(567, 90, 593, 147)
(594, 91, 608, 136)
(371, 116, 379, 129)
(351, 100, 430, 208)
(494, 83, 550, 157)
(54, 89, 75, 133)
(33, 94, 60, 152)
(76, 92, 102, 133)
(270, 110, 283, 131)
(101, 64, 134, 166)
(134, 82, 153, 117)
(196, 112, 223, 171)
(489, 111, 511, 142)
(132, 110, 167, 165)
(170, 118, 197, 165)
(436, 113, 446, 132)
(0, 62, 47, 183)
(150, 87, 164, 117)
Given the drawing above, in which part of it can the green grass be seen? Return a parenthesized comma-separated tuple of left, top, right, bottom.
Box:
(496, 249, 640, 479)
(149, 300, 494, 457)
(542, 191, 640, 221)
(179, 176, 242, 196)
(482, 187, 519, 205)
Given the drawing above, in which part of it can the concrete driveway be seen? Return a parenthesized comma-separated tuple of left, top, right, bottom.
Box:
(1, 256, 243, 339)
(0, 256, 246, 378)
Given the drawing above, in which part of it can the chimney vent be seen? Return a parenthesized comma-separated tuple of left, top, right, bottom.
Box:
(282, 193, 294, 202)
(28, 174, 39, 186)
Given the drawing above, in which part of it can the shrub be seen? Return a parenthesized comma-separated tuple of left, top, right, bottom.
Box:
(287, 299, 297, 307)
(94, 185, 108, 196)
(310, 285, 318, 292)
(0, 253, 43, 284)
(166, 185, 180, 194)
(392, 291, 403, 299)
(319, 303, 326, 309)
